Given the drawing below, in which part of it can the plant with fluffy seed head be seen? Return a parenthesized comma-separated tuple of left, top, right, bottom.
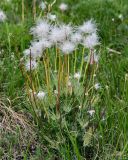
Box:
(71, 32, 83, 45)
(61, 24, 73, 37)
(39, 38, 53, 48)
(79, 20, 96, 34)
(49, 26, 64, 44)
(83, 33, 99, 49)
(25, 60, 37, 71)
(0, 10, 6, 22)
(60, 41, 75, 54)
(30, 20, 50, 39)
(29, 41, 45, 58)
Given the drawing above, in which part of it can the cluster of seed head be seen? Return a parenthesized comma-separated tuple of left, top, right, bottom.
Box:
(23, 19, 99, 70)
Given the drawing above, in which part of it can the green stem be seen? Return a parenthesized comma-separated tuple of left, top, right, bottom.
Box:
(22, 0, 24, 22)
(55, 45, 58, 72)
(74, 49, 77, 74)
(80, 47, 85, 75)
(33, 0, 36, 21)
(82, 49, 92, 84)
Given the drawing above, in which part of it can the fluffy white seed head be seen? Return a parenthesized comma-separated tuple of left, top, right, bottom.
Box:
(49, 24, 73, 43)
(61, 24, 73, 37)
(29, 38, 52, 58)
(30, 20, 50, 39)
(29, 41, 44, 58)
(25, 60, 37, 71)
(83, 33, 99, 49)
(71, 32, 83, 44)
(79, 20, 96, 34)
(60, 41, 75, 54)
(41, 38, 53, 48)
(37, 91, 45, 99)
(0, 10, 6, 22)
(49, 26, 64, 43)
(59, 3, 68, 11)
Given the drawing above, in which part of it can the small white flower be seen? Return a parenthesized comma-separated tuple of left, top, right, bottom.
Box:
(30, 20, 50, 38)
(54, 90, 58, 95)
(37, 91, 45, 99)
(6, 0, 12, 2)
(79, 106, 82, 109)
(85, 92, 88, 96)
(118, 14, 123, 20)
(54, 70, 57, 73)
(71, 32, 83, 44)
(99, 135, 103, 138)
(0, 10, 6, 22)
(67, 81, 72, 87)
(102, 116, 105, 121)
(112, 18, 115, 22)
(94, 83, 101, 90)
(74, 72, 81, 80)
(79, 20, 96, 34)
(59, 3, 68, 12)
(25, 60, 37, 71)
(40, 2, 46, 10)
(87, 110, 95, 116)
(83, 33, 99, 49)
(47, 13, 56, 21)
(93, 74, 96, 77)
(60, 41, 75, 54)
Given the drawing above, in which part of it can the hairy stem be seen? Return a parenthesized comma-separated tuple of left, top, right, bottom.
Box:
(33, 0, 36, 21)
(80, 47, 85, 75)
(74, 49, 77, 74)
(22, 0, 24, 22)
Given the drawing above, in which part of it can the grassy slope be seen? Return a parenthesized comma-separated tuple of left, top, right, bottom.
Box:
(0, 0, 128, 159)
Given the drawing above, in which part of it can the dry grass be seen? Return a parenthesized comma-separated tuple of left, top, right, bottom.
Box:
(0, 97, 33, 134)
(0, 96, 43, 159)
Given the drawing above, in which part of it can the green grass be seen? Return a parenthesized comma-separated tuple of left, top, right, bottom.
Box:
(0, 0, 128, 159)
